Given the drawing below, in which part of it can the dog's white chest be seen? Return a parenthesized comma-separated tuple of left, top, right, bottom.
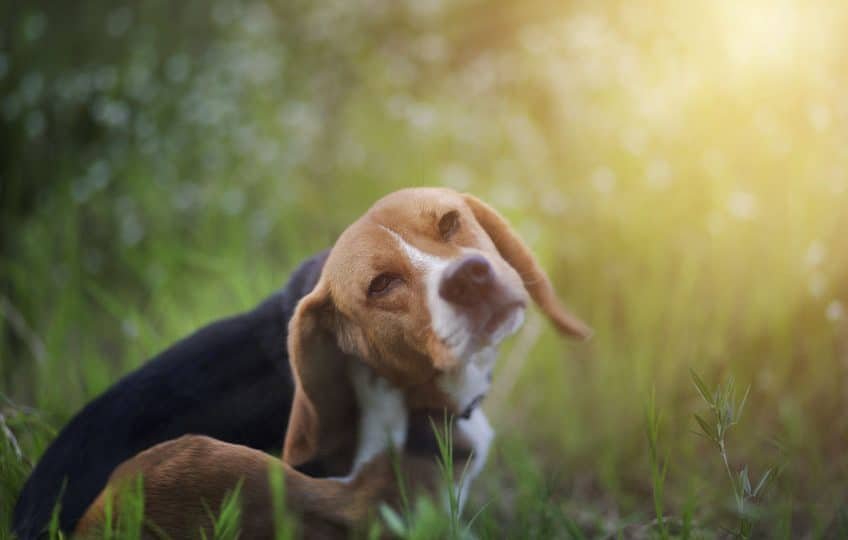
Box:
(346, 363, 408, 480)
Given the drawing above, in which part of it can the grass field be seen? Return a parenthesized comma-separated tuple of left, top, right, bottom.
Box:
(2, 0, 848, 538)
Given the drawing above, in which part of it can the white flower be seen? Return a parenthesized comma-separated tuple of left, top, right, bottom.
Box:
(808, 273, 826, 299)
(591, 167, 616, 195)
(106, 7, 133, 38)
(804, 241, 826, 269)
(808, 103, 831, 133)
(440, 163, 473, 191)
(122, 319, 139, 339)
(645, 159, 672, 190)
(826, 300, 844, 322)
(221, 188, 246, 216)
(727, 190, 758, 220)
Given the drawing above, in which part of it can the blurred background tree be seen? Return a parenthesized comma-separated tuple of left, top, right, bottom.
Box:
(1, 0, 847, 536)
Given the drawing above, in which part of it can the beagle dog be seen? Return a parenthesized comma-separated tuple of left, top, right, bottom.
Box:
(280, 188, 589, 475)
(74, 187, 590, 538)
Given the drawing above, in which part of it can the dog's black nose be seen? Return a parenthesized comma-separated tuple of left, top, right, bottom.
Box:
(439, 254, 494, 306)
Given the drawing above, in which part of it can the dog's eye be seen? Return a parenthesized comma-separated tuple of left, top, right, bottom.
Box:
(368, 273, 400, 297)
(438, 210, 460, 240)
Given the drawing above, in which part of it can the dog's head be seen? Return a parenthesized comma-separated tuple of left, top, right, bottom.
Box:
(283, 188, 590, 467)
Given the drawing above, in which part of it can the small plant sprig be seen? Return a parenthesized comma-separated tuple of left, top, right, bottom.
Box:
(690, 370, 772, 539)
(645, 387, 669, 540)
(379, 413, 477, 540)
(202, 480, 243, 540)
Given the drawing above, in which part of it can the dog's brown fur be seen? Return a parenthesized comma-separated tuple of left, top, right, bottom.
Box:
(74, 435, 402, 539)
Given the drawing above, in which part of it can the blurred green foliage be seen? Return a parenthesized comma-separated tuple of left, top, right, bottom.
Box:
(1, 0, 847, 536)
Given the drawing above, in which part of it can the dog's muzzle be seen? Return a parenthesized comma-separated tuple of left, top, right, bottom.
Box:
(439, 254, 526, 344)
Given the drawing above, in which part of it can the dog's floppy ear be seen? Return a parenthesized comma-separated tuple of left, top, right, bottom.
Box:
(283, 279, 355, 467)
(463, 193, 592, 340)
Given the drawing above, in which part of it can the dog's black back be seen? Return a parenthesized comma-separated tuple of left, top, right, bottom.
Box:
(12, 251, 328, 539)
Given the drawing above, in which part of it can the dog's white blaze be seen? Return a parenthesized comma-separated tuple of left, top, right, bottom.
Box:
(379, 226, 462, 357)
(454, 408, 494, 512)
(342, 362, 407, 482)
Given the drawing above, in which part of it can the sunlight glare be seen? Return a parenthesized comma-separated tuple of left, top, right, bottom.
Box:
(716, 0, 830, 71)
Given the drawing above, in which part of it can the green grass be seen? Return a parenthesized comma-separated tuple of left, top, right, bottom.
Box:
(3, 0, 848, 537)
